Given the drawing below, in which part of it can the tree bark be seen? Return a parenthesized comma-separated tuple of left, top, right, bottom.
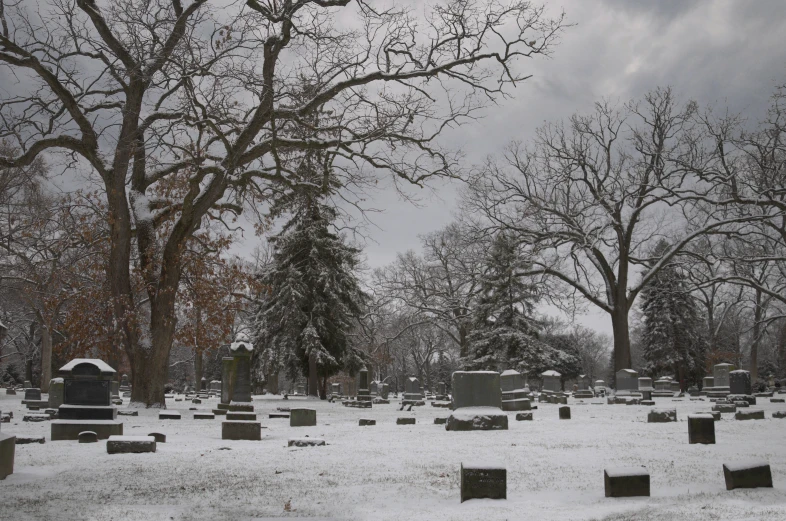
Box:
(40, 324, 52, 393)
(750, 289, 763, 382)
(610, 303, 632, 374)
(194, 349, 203, 391)
(308, 352, 318, 397)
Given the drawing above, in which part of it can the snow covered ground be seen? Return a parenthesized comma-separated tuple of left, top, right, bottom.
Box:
(2, 393, 786, 521)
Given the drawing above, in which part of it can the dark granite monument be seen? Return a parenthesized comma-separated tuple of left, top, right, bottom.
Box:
(460, 462, 506, 502)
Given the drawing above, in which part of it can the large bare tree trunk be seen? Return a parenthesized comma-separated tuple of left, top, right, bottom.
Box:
(308, 352, 318, 397)
(611, 303, 632, 374)
(40, 324, 52, 393)
(750, 289, 763, 382)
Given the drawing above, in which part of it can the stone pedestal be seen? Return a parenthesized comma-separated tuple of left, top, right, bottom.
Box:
(460, 463, 506, 502)
(723, 461, 772, 490)
(604, 468, 650, 497)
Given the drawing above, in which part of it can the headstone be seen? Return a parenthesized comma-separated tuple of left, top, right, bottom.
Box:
(25, 388, 42, 401)
(380, 383, 390, 400)
(331, 382, 342, 397)
(288, 438, 325, 447)
(403, 376, 424, 402)
(729, 370, 751, 395)
(559, 406, 571, 420)
(24, 380, 32, 389)
(358, 419, 376, 426)
(106, 435, 156, 454)
(228, 333, 254, 402)
(396, 417, 416, 425)
(357, 368, 372, 404)
(647, 408, 677, 423)
(515, 412, 533, 421)
(540, 370, 561, 393)
(713, 403, 736, 413)
(702, 376, 714, 390)
(148, 433, 166, 443)
(290, 408, 316, 427)
(714, 363, 734, 388)
(723, 461, 772, 490)
(447, 371, 507, 431)
(48, 378, 64, 409)
(370, 381, 378, 396)
(615, 369, 639, 394)
(460, 462, 506, 502)
(78, 431, 98, 443)
(500, 369, 531, 410)
(221, 357, 235, 404)
(735, 409, 765, 420)
(604, 468, 650, 497)
(0, 431, 15, 480)
(688, 414, 715, 444)
(222, 420, 261, 441)
(50, 359, 123, 441)
(200, 377, 207, 391)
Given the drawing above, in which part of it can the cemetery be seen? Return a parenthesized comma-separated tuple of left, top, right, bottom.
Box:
(1, 1, 785, 520)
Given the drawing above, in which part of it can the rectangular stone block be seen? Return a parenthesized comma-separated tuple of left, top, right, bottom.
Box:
(226, 411, 257, 421)
(0, 433, 15, 480)
(688, 414, 715, 444)
(58, 404, 117, 420)
(729, 370, 751, 395)
(358, 419, 376, 426)
(159, 411, 181, 420)
(723, 461, 772, 490)
(735, 410, 765, 420)
(106, 435, 156, 454)
(713, 403, 736, 413)
(51, 420, 123, 440)
(447, 408, 508, 431)
(396, 417, 416, 425)
(451, 371, 502, 409)
(559, 406, 571, 419)
(194, 413, 215, 420)
(290, 408, 317, 427)
(647, 408, 677, 423)
(222, 420, 261, 441)
(515, 412, 533, 421)
(49, 378, 64, 409)
(461, 463, 506, 502)
(604, 467, 650, 497)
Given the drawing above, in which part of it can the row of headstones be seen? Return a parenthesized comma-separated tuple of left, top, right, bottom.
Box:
(461, 460, 773, 502)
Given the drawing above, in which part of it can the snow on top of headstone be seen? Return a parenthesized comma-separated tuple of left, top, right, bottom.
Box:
(729, 369, 750, 374)
(107, 435, 155, 442)
(723, 460, 770, 472)
(500, 369, 520, 376)
(652, 408, 676, 414)
(450, 406, 505, 420)
(617, 369, 637, 375)
(453, 371, 499, 375)
(59, 358, 116, 374)
(688, 414, 715, 420)
(462, 461, 506, 470)
(230, 332, 254, 352)
(605, 467, 649, 478)
(541, 370, 561, 377)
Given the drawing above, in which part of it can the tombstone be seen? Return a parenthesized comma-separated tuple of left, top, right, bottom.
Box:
(713, 363, 734, 389)
(604, 468, 650, 497)
(220, 357, 235, 404)
(735, 409, 765, 420)
(24, 388, 42, 401)
(50, 359, 123, 441)
(119, 374, 130, 392)
(331, 382, 342, 397)
(396, 417, 415, 425)
(688, 414, 715, 444)
(460, 462, 506, 502)
(541, 370, 562, 393)
(48, 378, 65, 409)
(729, 370, 751, 396)
(436, 381, 448, 401)
(106, 435, 156, 454)
(652, 378, 674, 397)
(357, 368, 372, 404)
(0, 413, 15, 479)
(78, 431, 98, 444)
(380, 383, 390, 400)
(702, 376, 714, 390)
(228, 333, 253, 403)
(574, 375, 593, 398)
(594, 380, 607, 396)
(647, 408, 677, 423)
(447, 371, 507, 431)
(723, 461, 772, 490)
(500, 370, 530, 410)
(403, 375, 424, 404)
(24, 380, 32, 389)
(358, 419, 376, 426)
(210, 380, 221, 393)
(637, 377, 654, 400)
(290, 408, 317, 427)
(222, 421, 261, 441)
(559, 406, 571, 420)
(615, 369, 639, 394)
(149, 433, 166, 443)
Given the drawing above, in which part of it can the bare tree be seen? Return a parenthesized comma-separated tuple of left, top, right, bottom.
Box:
(0, 0, 566, 406)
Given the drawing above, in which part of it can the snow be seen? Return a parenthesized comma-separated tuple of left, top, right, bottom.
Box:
(449, 407, 506, 420)
(723, 460, 771, 472)
(605, 466, 649, 478)
(462, 461, 506, 470)
(2, 393, 786, 520)
(58, 359, 116, 374)
(500, 370, 519, 376)
(541, 370, 561, 377)
(688, 413, 715, 419)
(107, 436, 155, 442)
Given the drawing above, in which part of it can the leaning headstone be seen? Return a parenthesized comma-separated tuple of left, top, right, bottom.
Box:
(290, 408, 316, 427)
(604, 467, 650, 497)
(688, 414, 715, 444)
(48, 378, 65, 409)
(50, 359, 123, 441)
(729, 370, 751, 396)
(447, 371, 507, 431)
(723, 461, 772, 490)
(460, 462, 506, 503)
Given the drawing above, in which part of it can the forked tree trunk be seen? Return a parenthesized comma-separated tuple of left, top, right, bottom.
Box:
(128, 341, 171, 408)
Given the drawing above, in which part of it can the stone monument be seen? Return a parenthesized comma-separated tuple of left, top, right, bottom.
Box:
(221, 333, 260, 440)
(446, 371, 507, 431)
(356, 368, 372, 405)
(652, 377, 674, 397)
(615, 369, 639, 395)
(729, 370, 752, 396)
(574, 374, 594, 399)
(500, 369, 530, 411)
(403, 376, 425, 405)
(48, 378, 65, 409)
(50, 359, 123, 440)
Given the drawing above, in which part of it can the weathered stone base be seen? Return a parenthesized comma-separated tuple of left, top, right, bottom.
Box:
(222, 421, 261, 441)
(713, 404, 736, 413)
(515, 412, 533, 421)
(226, 411, 257, 421)
(0, 433, 15, 479)
(461, 463, 506, 502)
(396, 417, 416, 425)
(290, 408, 317, 427)
(647, 409, 677, 423)
(228, 403, 254, 412)
(342, 400, 371, 408)
(501, 398, 531, 411)
(723, 461, 772, 490)
(107, 436, 156, 454)
(51, 420, 123, 441)
(735, 410, 765, 420)
(358, 419, 376, 426)
(688, 414, 715, 444)
(446, 408, 508, 431)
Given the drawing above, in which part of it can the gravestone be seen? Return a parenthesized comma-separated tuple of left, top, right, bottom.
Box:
(370, 381, 379, 397)
(729, 370, 751, 396)
(688, 414, 715, 444)
(714, 363, 734, 388)
(357, 368, 372, 405)
(221, 357, 235, 404)
(331, 382, 342, 397)
(106, 435, 156, 454)
(48, 378, 65, 409)
(403, 376, 424, 403)
(648, 408, 677, 423)
(615, 369, 639, 395)
(78, 431, 98, 443)
(559, 406, 571, 419)
(500, 369, 530, 411)
(541, 370, 561, 393)
(594, 380, 607, 397)
(604, 468, 650, 497)
(723, 461, 772, 490)
(24, 380, 32, 389)
(574, 375, 594, 398)
(0, 413, 15, 479)
(210, 380, 221, 393)
(460, 462, 506, 502)
(290, 408, 317, 427)
(702, 376, 714, 390)
(110, 381, 119, 398)
(119, 374, 130, 392)
(447, 371, 507, 431)
(25, 388, 42, 401)
(200, 377, 207, 391)
(296, 384, 305, 395)
(380, 383, 390, 400)
(638, 377, 654, 400)
(51, 359, 123, 441)
(228, 333, 253, 402)
(220, 334, 260, 440)
(436, 381, 448, 401)
(222, 421, 261, 441)
(652, 378, 674, 397)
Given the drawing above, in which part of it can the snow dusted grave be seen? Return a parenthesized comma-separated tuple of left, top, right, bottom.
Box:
(2, 394, 786, 520)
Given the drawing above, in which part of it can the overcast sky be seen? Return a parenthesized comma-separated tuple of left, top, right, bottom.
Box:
(266, 0, 786, 335)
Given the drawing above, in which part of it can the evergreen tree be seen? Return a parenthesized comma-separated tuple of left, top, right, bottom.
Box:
(640, 240, 707, 389)
(251, 196, 367, 398)
(465, 232, 555, 373)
